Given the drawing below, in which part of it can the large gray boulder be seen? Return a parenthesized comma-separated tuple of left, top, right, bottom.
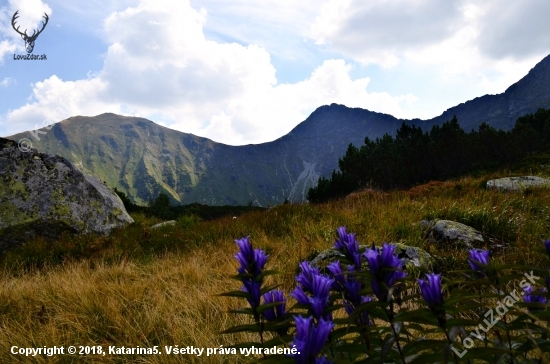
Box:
(486, 176, 550, 191)
(420, 219, 484, 249)
(0, 138, 133, 251)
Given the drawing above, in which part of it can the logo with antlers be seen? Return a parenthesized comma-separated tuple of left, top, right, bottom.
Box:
(11, 11, 49, 54)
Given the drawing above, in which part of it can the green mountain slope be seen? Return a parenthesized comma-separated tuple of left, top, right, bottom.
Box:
(7, 54, 550, 206)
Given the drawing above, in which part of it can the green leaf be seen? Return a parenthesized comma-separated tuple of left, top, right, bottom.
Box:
(380, 335, 395, 363)
(395, 309, 439, 326)
(392, 321, 403, 335)
(219, 323, 261, 334)
(444, 318, 480, 328)
(260, 284, 282, 295)
(227, 307, 254, 315)
(401, 339, 443, 357)
(218, 290, 249, 298)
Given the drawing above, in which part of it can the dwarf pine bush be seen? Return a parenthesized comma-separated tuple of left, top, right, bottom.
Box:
(221, 229, 550, 363)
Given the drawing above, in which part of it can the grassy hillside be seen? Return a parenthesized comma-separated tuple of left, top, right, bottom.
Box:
(1, 164, 550, 362)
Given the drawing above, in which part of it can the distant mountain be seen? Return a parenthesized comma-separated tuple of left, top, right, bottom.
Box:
(7, 54, 550, 206)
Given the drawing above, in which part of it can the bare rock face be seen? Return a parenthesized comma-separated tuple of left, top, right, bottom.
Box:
(420, 219, 484, 249)
(486, 176, 550, 191)
(0, 138, 133, 251)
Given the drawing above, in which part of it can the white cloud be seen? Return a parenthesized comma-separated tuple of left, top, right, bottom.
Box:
(0, 77, 16, 87)
(1, 0, 414, 145)
(310, 0, 466, 67)
(307, 0, 550, 105)
(189, 0, 323, 61)
(475, 0, 550, 60)
(3, 75, 116, 135)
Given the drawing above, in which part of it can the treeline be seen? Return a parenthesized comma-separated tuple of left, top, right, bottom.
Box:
(113, 188, 265, 221)
(307, 108, 550, 203)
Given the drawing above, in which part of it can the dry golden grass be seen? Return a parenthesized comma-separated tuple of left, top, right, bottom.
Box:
(1, 171, 550, 362)
(0, 246, 261, 363)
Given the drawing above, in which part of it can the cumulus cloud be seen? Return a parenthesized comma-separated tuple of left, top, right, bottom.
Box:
(475, 0, 550, 60)
(1, 0, 414, 145)
(309, 0, 550, 67)
(310, 0, 465, 67)
(306, 0, 550, 105)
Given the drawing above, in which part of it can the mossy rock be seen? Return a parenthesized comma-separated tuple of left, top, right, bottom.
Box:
(420, 219, 484, 249)
(0, 138, 133, 251)
(486, 176, 550, 191)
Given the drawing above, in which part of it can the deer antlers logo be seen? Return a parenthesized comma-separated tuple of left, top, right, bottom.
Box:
(11, 11, 49, 54)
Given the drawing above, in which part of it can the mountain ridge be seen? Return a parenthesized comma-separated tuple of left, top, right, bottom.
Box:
(7, 54, 550, 206)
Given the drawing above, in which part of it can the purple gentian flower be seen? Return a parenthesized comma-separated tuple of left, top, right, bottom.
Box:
(291, 271, 334, 321)
(544, 240, 550, 258)
(263, 289, 286, 322)
(326, 261, 371, 323)
(334, 226, 362, 270)
(469, 249, 490, 274)
(292, 261, 334, 320)
(242, 281, 262, 310)
(418, 273, 444, 308)
(296, 261, 321, 293)
(523, 285, 548, 311)
(234, 236, 268, 309)
(364, 243, 406, 301)
(292, 315, 334, 364)
(326, 261, 346, 291)
(235, 236, 267, 276)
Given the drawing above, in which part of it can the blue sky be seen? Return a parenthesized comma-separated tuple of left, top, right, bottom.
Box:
(1, 0, 550, 145)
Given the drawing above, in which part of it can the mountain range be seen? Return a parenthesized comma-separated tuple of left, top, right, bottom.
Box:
(7, 54, 550, 206)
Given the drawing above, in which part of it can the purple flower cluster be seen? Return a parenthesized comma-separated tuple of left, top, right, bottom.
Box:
(334, 226, 362, 270)
(418, 273, 444, 309)
(364, 243, 407, 301)
(523, 285, 548, 312)
(327, 261, 372, 325)
(329, 227, 376, 324)
(291, 262, 334, 321)
(469, 249, 490, 276)
(292, 315, 334, 364)
(234, 236, 268, 310)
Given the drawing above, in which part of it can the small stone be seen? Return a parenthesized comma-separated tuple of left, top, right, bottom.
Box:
(150, 220, 176, 229)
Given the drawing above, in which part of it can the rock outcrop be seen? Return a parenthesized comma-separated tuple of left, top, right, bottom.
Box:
(0, 138, 133, 251)
(420, 219, 484, 249)
(486, 176, 550, 191)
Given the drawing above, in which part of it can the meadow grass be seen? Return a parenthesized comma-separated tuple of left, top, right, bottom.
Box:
(1, 167, 550, 362)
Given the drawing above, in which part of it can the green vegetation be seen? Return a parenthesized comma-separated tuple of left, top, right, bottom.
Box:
(308, 108, 550, 203)
(114, 188, 265, 221)
(1, 162, 550, 362)
(223, 229, 550, 362)
(3, 109, 550, 362)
